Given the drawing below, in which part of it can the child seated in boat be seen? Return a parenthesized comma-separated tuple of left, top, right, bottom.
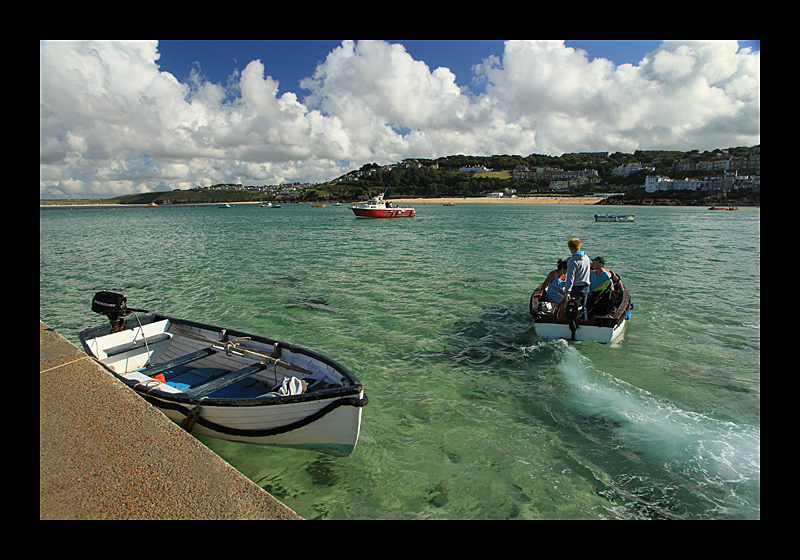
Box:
(534, 259, 568, 312)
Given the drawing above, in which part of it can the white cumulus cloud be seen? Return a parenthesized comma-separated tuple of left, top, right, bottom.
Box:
(40, 39, 759, 199)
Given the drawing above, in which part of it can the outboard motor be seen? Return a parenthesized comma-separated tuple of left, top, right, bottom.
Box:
(92, 291, 148, 332)
(564, 298, 581, 341)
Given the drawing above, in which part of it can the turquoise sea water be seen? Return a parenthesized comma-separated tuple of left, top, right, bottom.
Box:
(40, 202, 760, 519)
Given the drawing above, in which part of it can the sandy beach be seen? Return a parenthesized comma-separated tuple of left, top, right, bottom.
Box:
(387, 196, 602, 205)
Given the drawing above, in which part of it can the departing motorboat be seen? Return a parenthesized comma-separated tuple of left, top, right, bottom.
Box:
(529, 282, 633, 344)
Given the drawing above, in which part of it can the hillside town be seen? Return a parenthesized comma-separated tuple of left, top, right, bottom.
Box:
(642, 149, 759, 194)
(199, 145, 760, 199)
(512, 146, 759, 195)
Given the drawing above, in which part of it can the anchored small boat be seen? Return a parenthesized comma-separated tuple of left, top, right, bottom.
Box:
(708, 206, 738, 211)
(80, 292, 367, 456)
(529, 282, 633, 344)
(352, 193, 415, 218)
(594, 214, 635, 222)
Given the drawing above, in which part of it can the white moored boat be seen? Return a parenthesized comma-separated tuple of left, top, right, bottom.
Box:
(529, 282, 633, 344)
(594, 214, 635, 222)
(80, 292, 367, 456)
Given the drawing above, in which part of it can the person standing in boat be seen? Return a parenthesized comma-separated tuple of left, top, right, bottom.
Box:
(562, 237, 591, 319)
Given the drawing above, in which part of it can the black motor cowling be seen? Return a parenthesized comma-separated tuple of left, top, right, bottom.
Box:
(92, 291, 128, 331)
(92, 291, 148, 332)
(92, 291, 127, 316)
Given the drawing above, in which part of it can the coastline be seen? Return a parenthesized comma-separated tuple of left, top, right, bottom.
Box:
(386, 196, 601, 205)
(40, 196, 603, 208)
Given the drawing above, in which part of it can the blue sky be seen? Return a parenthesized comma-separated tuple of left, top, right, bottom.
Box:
(156, 40, 759, 98)
(41, 40, 760, 199)
(156, 40, 674, 98)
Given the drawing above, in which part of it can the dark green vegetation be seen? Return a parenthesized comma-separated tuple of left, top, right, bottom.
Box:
(40, 146, 759, 206)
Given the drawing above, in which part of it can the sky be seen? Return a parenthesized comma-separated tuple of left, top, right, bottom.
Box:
(40, 40, 760, 200)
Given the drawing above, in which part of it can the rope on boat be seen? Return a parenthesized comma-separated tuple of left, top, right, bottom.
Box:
(143, 393, 369, 437)
(181, 398, 207, 432)
(128, 312, 152, 367)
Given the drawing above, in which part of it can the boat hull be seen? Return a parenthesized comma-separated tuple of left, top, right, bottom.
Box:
(80, 314, 367, 456)
(352, 208, 415, 218)
(151, 391, 363, 455)
(533, 318, 626, 344)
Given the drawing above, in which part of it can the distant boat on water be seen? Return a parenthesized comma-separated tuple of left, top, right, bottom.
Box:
(595, 214, 635, 222)
(351, 193, 415, 218)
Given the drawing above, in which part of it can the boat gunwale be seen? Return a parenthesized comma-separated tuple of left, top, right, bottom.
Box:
(79, 314, 364, 408)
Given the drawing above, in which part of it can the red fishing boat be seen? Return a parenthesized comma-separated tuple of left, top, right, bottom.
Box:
(351, 193, 415, 218)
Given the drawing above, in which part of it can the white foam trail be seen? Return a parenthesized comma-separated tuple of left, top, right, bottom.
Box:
(555, 346, 760, 501)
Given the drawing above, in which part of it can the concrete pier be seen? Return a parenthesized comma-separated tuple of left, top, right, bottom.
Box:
(40, 321, 302, 520)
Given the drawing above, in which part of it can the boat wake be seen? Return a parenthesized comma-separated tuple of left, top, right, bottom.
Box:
(542, 342, 760, 518)
(452, 305, 759, 518)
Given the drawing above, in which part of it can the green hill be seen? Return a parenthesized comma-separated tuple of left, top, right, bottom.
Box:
(40, 146, 759, 206)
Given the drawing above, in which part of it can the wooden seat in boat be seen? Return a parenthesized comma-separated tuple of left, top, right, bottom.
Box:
(182, 362, 269, 399)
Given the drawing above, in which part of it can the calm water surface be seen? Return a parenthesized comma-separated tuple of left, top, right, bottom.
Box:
(40, 202, 760, 519)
